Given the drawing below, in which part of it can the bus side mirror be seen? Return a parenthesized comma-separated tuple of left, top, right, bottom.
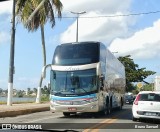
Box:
(100, 86, 103, 91)
(99, 74, 104, 90)
(48, 83, 51, 91)
(42, 66, 46, 79)
(99, 74, 104, 80)
(41, 64, 52, 79)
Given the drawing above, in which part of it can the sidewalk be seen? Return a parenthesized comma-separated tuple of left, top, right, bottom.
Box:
(0, 102, 50, 118)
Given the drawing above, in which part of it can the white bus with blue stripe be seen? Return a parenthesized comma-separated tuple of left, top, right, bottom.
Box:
(49, 41, 126, 116)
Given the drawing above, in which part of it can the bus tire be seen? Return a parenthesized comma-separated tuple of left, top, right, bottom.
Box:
(119, 98, 123, 110)
(106, 98, 111, 115)
(100, 98, 109, 115)
(109, 98, 112, 114)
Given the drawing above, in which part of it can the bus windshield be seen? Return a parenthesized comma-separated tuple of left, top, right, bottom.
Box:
(52, 42, 99, 65)
(50, 69, 98, 96)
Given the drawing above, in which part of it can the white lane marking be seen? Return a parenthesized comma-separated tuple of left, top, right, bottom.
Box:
(25, 115, 62, 123)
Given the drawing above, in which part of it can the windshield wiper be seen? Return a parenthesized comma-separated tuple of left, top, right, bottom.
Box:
(70, 86, 87, 94)
(53, 91, 64, 95)
(78, 86, 88, 93)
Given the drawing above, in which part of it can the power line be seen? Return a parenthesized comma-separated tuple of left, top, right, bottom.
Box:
(57, 10, 160, 19)
(0, 0, 10, 2)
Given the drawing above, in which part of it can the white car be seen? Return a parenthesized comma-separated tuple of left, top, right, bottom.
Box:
(132, 91, 160, 121)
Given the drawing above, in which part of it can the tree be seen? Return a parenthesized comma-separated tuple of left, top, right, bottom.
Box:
(0, 88, 2, 94)
(27, 87, 31, 94)
(17, 90, 24, 97)
(141, 83, 154, 91)
(118, 55, 156, 92)
(16, 0, 63, 102)
(3, 89, 8, 95)
(33, 88, 37, 94)
(44, 85, 50, 95)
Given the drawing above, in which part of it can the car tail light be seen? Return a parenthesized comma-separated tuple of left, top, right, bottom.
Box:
(134, 94, 140, 105)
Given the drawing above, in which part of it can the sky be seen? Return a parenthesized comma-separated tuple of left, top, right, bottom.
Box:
(0, 0, 160, 90)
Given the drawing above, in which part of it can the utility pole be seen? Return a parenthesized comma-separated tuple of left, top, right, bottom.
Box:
(70, 11, 86, 42)
(7, 0, 16, 106)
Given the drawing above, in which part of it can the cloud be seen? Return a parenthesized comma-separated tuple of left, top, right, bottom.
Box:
(60, 13, 131, 43)
(0, 1, 12, 15)
(60, 0, 160, 60)
(0, 1, 11, 45)
(0, 31, 10, 45)
(109, 19, 160, 59)
(61, 0, 131, 14)
(60, 0, 134, 44)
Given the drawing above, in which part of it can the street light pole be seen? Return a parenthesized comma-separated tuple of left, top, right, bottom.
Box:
(7, 0, 16, 106)
(111, 51, 118, 54)
(76, 14, 78, 42)
(70, 11, 86, 42)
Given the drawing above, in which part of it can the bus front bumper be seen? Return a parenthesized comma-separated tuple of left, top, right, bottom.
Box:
(50, 101, 99, 113)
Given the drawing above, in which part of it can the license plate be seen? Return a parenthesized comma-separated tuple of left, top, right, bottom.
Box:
(68, 107, 77, 111)
(145, 112, 157, 116)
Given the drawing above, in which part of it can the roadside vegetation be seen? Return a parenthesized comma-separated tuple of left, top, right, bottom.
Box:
(0, 101, 34, 105)
(118, 55, 156, 94)
(0, 85, 50, 104)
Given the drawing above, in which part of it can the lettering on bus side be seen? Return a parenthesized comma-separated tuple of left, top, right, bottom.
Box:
(66, 67, 80, 71)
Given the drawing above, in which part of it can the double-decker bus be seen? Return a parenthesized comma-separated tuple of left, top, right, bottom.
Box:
(49, 41, 126, 116)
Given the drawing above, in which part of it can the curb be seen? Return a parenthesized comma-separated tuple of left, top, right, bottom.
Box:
(0, 106, 50, 118)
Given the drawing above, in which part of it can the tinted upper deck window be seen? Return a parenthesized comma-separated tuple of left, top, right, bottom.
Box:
(52, 42, 100, 65)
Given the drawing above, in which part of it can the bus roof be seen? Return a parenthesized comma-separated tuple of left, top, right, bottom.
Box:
(60, 41, 101, 45)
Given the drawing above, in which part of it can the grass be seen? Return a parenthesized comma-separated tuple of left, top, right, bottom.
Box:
(0, 101, 35, 105)
(0, 101, 6, 105)
(41, 95, 50, 102)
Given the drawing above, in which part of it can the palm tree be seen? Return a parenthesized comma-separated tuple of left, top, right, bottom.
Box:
(16, 0, 63, 103)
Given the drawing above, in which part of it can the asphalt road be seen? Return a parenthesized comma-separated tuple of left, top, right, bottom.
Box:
(0, 105, 159, 132)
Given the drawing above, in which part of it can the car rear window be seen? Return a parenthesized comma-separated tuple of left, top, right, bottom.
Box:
(139, 93, 160, 102)
(125, 95, 133, 99)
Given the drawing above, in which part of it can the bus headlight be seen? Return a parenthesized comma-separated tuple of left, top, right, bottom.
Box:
(79, 98, 98, 104)
(89, 97, 98, 102)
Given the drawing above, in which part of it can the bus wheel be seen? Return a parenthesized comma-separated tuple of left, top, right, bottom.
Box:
(63, 112, 70, 117)
(108, 99, 112, 114)
(107, 104, 111, 115)
(100, 100, 109, 116)
(106, 101, 111, 115)
(118, 98, 123, 110)
(100, 108, 107, 116)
